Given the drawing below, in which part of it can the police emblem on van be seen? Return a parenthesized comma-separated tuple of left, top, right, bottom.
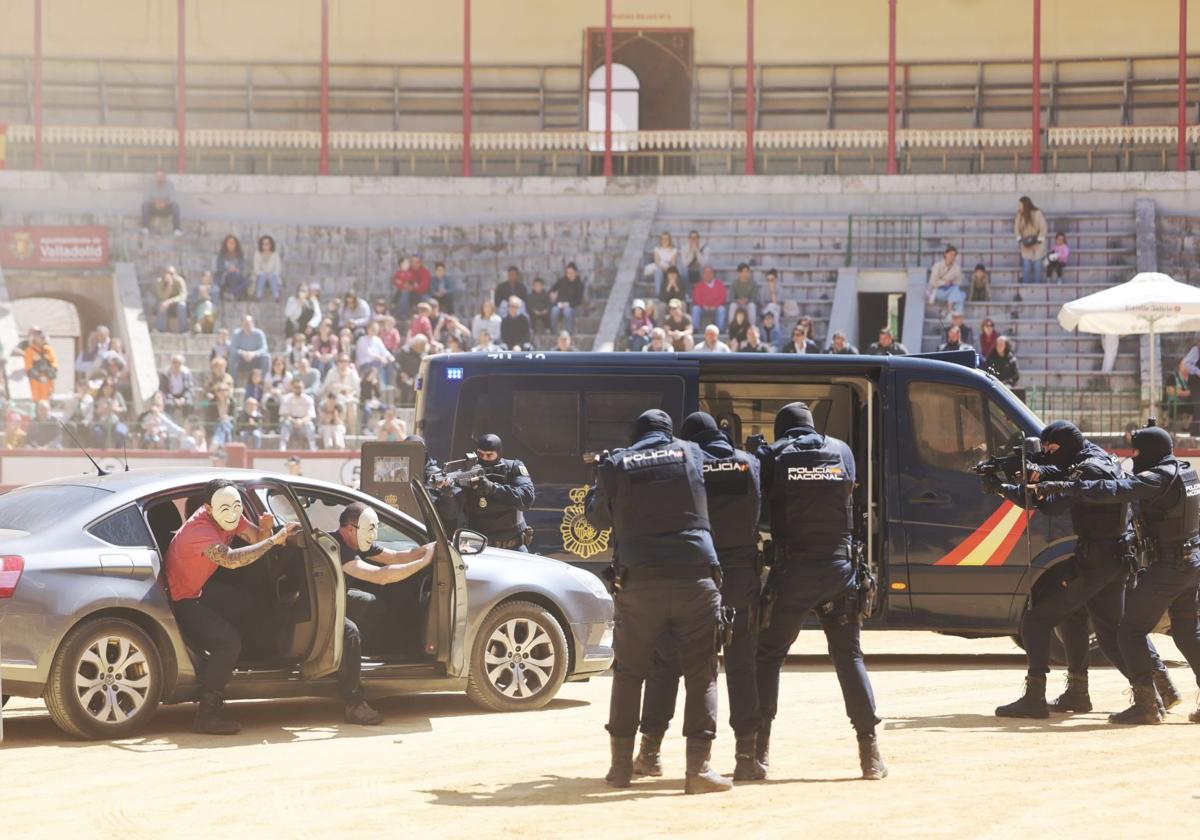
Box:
(787, 465, 844, 480)
(560, 486, 611, 559)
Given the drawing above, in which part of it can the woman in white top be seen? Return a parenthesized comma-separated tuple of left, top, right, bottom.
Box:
(284, 283, 322, 337)
(471, 299, 503, 343)
(645, 232, 679, 299)
(253, 235, 283, 302)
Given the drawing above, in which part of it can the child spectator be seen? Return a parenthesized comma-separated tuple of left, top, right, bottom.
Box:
(430, 261, 457, 314)
(140, 169, 182, 235)
(319, 393, 347, 450)
(493, 266, 529, 308)
(279, 378, 317, 451)
(253, 235, 282, 302)
(310, 321, 338, 378)
(244, 367, 266, 405)
(472, 329, 501, 353)
(23, 327, 58, 403)
(645, 232, 679, 298)
(551, 262, 585, 335)
(662, 299, 695, 351)
(407, 301, 434, 341)
(926, 245, 965, 316)
(627, 299, 654, 352)
(237, 396, 264, 449)
(215, 235, 248, 300)
(153, 267, 188, 333)
(679, 230, 709, 286)
(380, 315, 403, 357)
(1046, 232, 1069, 281)
(285, 284, 322, 338)
(527, 277, 552, 334)
(139, 393, 182, 450)
(969, 263, 991, 302)
(500, 297, 533, 350)
(727, 307, 751, 350)
(191, 284, 217, 334)
(160, 354, 195, 417)
(375, 407, 407, 442)
(555, 331, 577, 352)
(759, 310, 782, 350)
(371, 297, 390, 328)
(691, 268, 729, 332)
(210, 328, 232, 363)
(337, 327, 355, 358)
(727, 264, 758, 326)
(642, 327, 669, 352)
(285, 334, 310, 370)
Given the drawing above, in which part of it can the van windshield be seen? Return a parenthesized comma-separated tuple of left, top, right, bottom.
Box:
(0, 485, 112, 531)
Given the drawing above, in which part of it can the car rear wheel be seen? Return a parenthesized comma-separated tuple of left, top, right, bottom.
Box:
(466, 601, 568, 712)
(44, 617, 163, 740)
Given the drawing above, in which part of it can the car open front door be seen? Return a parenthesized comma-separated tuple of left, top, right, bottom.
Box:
(410, 479, 468, 677)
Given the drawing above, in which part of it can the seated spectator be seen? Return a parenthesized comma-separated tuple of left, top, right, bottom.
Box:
(244, 367, 266, 405)
(285, 334, 310, 370)
(938, 325, 974, 353)
(627, 299, 654, 352)
(206, 379, 235, 456)
(210, 328, 232, 363)
(253, 235, 283, 302)
(430, 261, 457, 315)
(356, 321, 396, 385)
(679, 230, 709, 286)
(90, 380, 129, 449)
(325, 296, 343, 331)
(310, 321, 339, 378)
(203, 356, 234, 412)
(390, 257, 416, 317)
(926, 245, 965, 317)
(978, 318, 998, 359)
(551, 263, 585, 335)
(781, 325, 819, 355)
(289, 356, 322, 399)
(969, 263, 991, 302)
(983, 335, 1020, 386)
(179, 415, 208, 453)
(727, 307, 751, 350)
(101, 339, 131, 395)
(191, 284, 217, 334)
(360, 366, 384, 429)
(319, 393, 347, 450)
(26, 400, 62, 449)
(662, 299, 695, 351)
(322, 353, 361, 434)
(375, 407, 407, 442)
(642, 327, 669, 352)
(74, 326, 111, 381)
(527, 277, 552, 334)
(139, 392, 184, 450)
(189, 270, 218, 311)
(472, 329, 502, 353)
(500, 297, 533, 351)
(658, 266, 686, 314)
(1046, 232, 1069, 281)
(760, 269, 782, 321)
(797, 315, 821, 350)
(691, 268, 728, 333)
(160, 354, 195, 416)
(397, 335, 429, 406)
(445, 334, 466, 353)
(23, 327, 58, 403)
(264, 356, 290, 424)
(727, 264, 758, 326)
(63, 380, 95, 438)
(140, 169, 182, 235)
(230, 314, 271, 384)
(407, 253, 433, 311)
(472, 299, 503, 344)
(152, 267, 188, 333)
(342, 292, 372, 336)
(407, 301, 433, 342)
(427, 300, 465, 348)
(279, 378, 317, 451)
(646, 232, 679, 298)
(494, 266, 529, 309)
(555, 331, 577, 352)
(4, 411, 26, 449)
(237, 396, 264, 449)
(944, 312, 975, 347)
(828, 331, 860, 355)
(285, 284, 322, 338)
(215, 235, 248, 301)
(370, 296, 390, 328)
(738, 326, 768, 353)
(759, 310, 782, 351)
(378, 315, 403, 357)
(695, 324, 731, 353)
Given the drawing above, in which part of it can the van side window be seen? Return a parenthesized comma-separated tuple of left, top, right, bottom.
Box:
(88, 505, 155, 548)
(584, 392, 665, 452)
(512, 391, 579, 456)
(908, 381, 987, 473)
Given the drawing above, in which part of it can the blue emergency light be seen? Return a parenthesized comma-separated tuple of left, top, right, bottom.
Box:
(446, 367, 464, 380)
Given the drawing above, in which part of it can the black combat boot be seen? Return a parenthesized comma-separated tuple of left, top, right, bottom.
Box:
(1153, 668, 1182, 711)
(995, 674, 1049, 719)
(1048, 671, 1092, 713)
(755, 722, 771, 772)
(733, 734, 767, 782)
(857, 734, 888, 780)
(605, 736, 636, 788)
(684, 738, 733, 795)
(192, 691, 241, 735)
(632, 733, 663, 777)
(1189, 695, 1200, 724)
(1108, 684, 1164, 725)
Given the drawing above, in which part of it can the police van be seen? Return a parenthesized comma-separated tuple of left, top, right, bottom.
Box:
(414, 351, 1079, 643)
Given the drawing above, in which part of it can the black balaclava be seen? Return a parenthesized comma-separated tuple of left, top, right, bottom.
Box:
(632, 409, 673, 444)
(1131, 426, 1174, 473)
(774, 401, 815, 439)
(680, 411, 723, 446)
(476, 433, 505, 473)
(1039, 420, 1085, 469)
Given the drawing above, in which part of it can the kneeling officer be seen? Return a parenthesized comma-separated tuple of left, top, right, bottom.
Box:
(585, 409, 732, 794)
(634, 411, 765, 781)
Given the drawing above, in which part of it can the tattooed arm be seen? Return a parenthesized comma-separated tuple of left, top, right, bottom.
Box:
(204, 521, 302, 569)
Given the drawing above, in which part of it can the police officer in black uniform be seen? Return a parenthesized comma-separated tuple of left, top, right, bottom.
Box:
(407, 434, 461, 532)
(585, 409, 732, 794)
(1037, 425, 1200, 725)
(455, 433, 536, 551)
(753, 402, 886, 780)
(632, 412, 765, 782)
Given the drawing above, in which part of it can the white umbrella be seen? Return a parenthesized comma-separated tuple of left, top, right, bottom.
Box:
(1058, 271, 1200, 418)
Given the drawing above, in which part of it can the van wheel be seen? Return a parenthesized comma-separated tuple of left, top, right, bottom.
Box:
(43, 617, 163, 740)
(466, 601, 568, 712)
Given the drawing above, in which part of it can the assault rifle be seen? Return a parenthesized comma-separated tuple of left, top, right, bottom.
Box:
(429, 453, 486, 489)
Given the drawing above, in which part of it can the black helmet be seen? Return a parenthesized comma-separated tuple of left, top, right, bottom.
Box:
(631, 409, 673, 444)
(680, 411, 723, 445)
(1039, 420, 1084, 469)
(475, 433, 503, 457)
(1131, 426, 1173, 473)
(774, 402, 814, 439)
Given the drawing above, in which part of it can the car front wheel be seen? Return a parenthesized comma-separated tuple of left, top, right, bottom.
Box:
(43, 617, 163, 740)
(466, 601, 568, 712)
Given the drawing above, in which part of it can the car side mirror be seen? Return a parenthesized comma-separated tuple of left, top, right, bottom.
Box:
(453, 528, 487, 556)
(1021, 436, 1042, 459)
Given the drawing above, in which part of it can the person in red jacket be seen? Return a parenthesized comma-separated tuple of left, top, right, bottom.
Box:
(690, 267, 728, 333)
(391, 252, 431, 320)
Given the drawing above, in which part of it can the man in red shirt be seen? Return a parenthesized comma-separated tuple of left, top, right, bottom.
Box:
(691, 267, 729, 334)
(166, 478, 300, 734)
(391, 252, 432, 320)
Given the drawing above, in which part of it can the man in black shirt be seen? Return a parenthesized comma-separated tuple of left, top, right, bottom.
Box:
(551, 262, 585, 335)
(867, 327, 908, 356)
(493, 266, 529, 309)
(527, 277, 552, 334)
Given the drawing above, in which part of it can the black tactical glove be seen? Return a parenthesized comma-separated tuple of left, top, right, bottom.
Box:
(477, 477, 499, 497)
(1035, 481, 1073, 498)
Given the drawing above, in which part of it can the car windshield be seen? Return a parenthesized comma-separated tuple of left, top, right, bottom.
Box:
(0, 485, 112, 531)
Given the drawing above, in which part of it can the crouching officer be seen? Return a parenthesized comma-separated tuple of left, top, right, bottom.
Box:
(1037, 425, 1200, 725)
(585, 409, 732, 795)
(456, 434, 535, 551)
(634, 412, 765, 782)
(753, 402, 886, 780)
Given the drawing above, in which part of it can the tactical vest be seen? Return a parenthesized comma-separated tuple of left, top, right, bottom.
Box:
(701, 450, 761, 556)
(1141, 460, 1200, 545)
(463, 459, 527, 539)
(608, 439, 710, 538)
(769, 434, 854, 558)
(1070, 452, 1130, 540)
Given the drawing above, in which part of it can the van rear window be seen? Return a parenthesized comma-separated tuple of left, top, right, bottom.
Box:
(584, 392, 665, 451)
(0, 485, 111, 531)
(512, 391, 579, 456)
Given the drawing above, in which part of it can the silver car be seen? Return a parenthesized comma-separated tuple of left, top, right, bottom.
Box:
(0, 468, 614, 739)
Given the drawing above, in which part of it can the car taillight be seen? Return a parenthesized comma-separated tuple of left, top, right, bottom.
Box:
(0, 556, 23, 598)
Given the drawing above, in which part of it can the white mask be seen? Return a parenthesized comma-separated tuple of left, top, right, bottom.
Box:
(209, 486, 243, 532)
(357, 508, 380, 553)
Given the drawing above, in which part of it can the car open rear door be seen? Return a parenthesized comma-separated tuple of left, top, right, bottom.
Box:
(411, 479, 468, 677)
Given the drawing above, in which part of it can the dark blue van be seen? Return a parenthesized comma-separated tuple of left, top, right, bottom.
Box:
(414, 351, 1077, 640)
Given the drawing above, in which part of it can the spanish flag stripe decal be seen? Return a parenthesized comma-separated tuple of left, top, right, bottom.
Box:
(933, 500, 1027, 567)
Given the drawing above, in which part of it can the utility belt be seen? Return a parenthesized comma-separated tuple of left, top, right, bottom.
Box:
(757, 542, 873, 632)
(491, 527, 535, 550)
(603, 562, 721, 591)
(1143, 535, 1200, 566)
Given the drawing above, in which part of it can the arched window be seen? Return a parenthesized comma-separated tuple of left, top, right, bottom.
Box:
(587, 63, 639, 151)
